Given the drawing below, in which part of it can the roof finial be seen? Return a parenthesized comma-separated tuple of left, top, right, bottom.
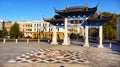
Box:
(53, 7, 57, 11)
(85, 3, 88, 11)
(98, 11, 101, 15)
(96, 3, 99, 7)
(85, 3, 88, 7)
(42, 15, 45, 20)
(99, 12, 102, 19)
(66, 5, 70, 9)
(111, 12, 115, 17)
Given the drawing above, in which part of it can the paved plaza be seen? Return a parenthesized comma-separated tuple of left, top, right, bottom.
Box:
(0, 41, 120, 67)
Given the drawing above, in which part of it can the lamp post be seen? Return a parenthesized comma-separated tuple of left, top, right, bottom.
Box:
(2, 21, 5, 37)
(38, 30, 40, 43)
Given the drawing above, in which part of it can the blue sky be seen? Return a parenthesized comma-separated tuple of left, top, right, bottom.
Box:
(0, 0, 120, 21)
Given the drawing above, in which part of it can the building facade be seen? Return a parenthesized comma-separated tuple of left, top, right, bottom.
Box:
(0, 20, 12, 32)
(0, 19, 84, 39)
(18, 21, 33, 38)
(32, 20, 53, 32)
(68, 25, 84, 36)
(32, 20, 53, 38)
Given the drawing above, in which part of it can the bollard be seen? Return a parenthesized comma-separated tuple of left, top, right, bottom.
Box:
(27, 39, 29, 43)
(48, 39, 50, 44)
(109, 43, 112, 48)
(3, 38, 6, 43)
(15, 39, 18, 43)
(38, 39, 40, 43)
(60, 66, 64, 67)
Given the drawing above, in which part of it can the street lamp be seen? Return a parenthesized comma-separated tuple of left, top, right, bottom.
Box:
(2, 21, 5, 37)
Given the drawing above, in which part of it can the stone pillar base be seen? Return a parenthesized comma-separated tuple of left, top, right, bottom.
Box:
(50, 42, 58, 45)
(84, 44, 89, 47)
(62, 42, 70, 45)
(62, 38, 70, 45)
(98, 45, 104, 48)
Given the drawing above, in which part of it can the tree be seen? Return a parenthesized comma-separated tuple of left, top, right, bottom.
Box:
(0, 30, 3, 38)
(9, 23, 21, 38)
(102, 12, 119, 40)
(90, 27, 99, 38)
(4, 28, 8, 36)
(0, 28, 8, 38)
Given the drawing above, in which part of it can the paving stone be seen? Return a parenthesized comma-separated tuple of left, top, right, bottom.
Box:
(8, 49, 90, 64)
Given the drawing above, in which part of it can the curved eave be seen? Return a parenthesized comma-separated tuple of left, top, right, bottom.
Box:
(87, 18, 111, 22)
(86, 14, 113, 25)
(88, 14, 113, 22)
(55, 6, 97, 13)
(43, 18, 53, 22)
(86, 18, 111, 25)
(55, 9, 97, 17)
(44, 18, 64, 25)
(101, 16, 113, 20)
(88, 5, 97, 11)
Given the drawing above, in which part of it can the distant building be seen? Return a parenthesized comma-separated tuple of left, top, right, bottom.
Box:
(0, 20, 84, 39)
(32, 20, 53, 32)
(117, 16, 120, 44)
(32, 20, 53, 38)
(68, 25, 84, 36)
(0, 20, 12, 32)
(17, 20, 53, 38)
(0, 20, 3, 30)
(18, 21, 33, 38)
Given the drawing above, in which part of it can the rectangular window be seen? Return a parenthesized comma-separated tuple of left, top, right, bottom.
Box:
(49, 24, 51, 27)
(45, 23, 47, 26)
(39, 24, 41, 26)
(51, 28, 52, 31)
(49, 28, 50, 32)
(43, 24, 44, 26)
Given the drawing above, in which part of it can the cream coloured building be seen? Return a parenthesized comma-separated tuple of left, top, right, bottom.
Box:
(17, 20, 53, 38)
(18, 21, 33, 38)
(14, 20, 84, 39)
(68, 25, 84, 36)
(0, 20, 12, 32)
(32, 20, 53, 32)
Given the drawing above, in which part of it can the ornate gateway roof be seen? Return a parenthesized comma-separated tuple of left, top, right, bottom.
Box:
(43, 15, 64, 25)
(44, 4, 113, 26)
(83, 13, 113, 25)
(54, 4, 98, 17)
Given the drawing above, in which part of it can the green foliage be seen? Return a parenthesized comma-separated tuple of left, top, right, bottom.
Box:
(9, 23, 21, 38)
(0, 30, 3, 38)
(89, 27, 99, 38)
(102, 12, 119, 40)
(0, 28, 8, 38)
(4, 28, 8, 36)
